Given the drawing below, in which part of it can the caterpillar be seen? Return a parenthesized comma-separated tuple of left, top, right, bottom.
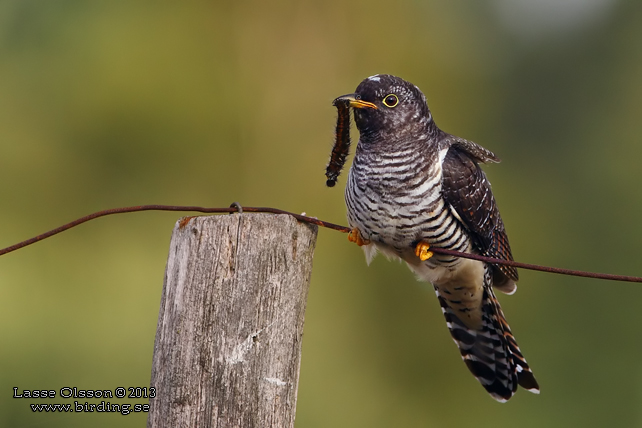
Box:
(325, 97, 352, 187)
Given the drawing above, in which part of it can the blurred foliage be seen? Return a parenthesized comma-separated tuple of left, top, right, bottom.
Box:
(1, 0, 642, 427)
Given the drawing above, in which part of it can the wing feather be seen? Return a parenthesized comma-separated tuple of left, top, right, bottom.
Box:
(441, 141, 519, 285)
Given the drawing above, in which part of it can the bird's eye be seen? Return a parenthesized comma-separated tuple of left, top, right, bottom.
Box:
(383, 94, 399, 108)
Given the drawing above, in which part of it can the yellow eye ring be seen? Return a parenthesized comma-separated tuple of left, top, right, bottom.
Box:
(382, 94, 399, 108)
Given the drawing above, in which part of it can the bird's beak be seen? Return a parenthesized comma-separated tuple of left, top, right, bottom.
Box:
(332, 94, 378, 109)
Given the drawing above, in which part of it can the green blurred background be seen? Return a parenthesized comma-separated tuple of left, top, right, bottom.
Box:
(1, 0, 642, 426)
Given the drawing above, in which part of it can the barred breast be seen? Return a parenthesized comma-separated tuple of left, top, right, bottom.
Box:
(345, 139, 472, 275)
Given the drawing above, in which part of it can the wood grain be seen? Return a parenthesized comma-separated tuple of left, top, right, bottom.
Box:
(148, 213, 318, 428)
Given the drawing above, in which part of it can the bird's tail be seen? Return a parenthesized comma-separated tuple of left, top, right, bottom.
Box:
(435, 275, 539, 402)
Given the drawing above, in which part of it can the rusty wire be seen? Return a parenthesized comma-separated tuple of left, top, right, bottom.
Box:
(1, 204, 640, 283)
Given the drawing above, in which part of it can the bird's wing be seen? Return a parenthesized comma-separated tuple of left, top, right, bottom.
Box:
(441, 141, 519, 284)
(451, 138, 501, 164)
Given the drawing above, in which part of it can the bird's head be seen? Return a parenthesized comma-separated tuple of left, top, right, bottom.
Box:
(333, 74, 434, 142)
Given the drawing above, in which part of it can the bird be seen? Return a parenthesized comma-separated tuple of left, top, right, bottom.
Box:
(333, 74, 539, 402)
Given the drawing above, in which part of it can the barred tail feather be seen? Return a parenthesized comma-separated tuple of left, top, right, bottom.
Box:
(487, 286, 540, 394)
(435, 279, 539, 402)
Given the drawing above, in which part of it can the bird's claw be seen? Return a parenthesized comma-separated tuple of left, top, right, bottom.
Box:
(415, 241, 433, 261)
(348, 228, 370, 246)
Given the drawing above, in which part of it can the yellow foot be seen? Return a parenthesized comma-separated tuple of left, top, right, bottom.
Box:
(348, 228, 370, 247)
(414, 241, 433, 261)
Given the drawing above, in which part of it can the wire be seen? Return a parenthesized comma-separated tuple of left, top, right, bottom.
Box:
(1, 204, 640, 283)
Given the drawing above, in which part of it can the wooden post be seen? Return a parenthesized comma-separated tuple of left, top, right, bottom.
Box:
(147, 213, 318, 428)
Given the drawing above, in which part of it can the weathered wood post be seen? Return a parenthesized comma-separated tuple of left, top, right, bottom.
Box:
(148, 213, 318, 428)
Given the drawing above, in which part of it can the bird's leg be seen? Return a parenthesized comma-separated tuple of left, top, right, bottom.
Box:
(348, 228, 370, 246)
(414, 241, 433, 261)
